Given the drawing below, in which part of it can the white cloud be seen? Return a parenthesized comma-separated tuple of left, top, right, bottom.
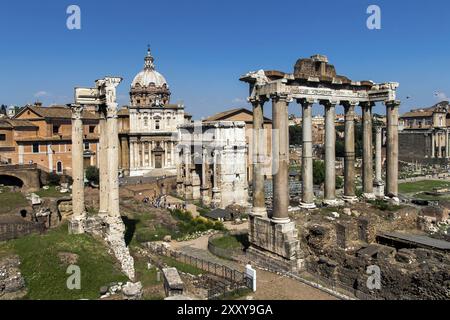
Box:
(34, 91, 50, 98)
(434, 91, 448, 101)
(232, 97, 247, 104)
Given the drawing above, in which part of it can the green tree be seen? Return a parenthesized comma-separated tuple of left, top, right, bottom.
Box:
(85, 166, 99, 184)
(313, 160, 325, 185)
(289, 125, 303, 146)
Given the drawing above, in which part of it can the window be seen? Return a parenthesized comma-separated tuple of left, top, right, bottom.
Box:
(84, 142, 90, 150)
(137, 99, 141, 105)
(53, 125, 60, 135)
(155, 120, 160, 130)
(0, 134, 5, 141)
(89, 126, 96, 133)
(32, 143, 39, 153)
(56, 161, 63, 174)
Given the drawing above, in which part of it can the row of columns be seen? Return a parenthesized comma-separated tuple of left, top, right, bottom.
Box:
(70, 78, 122, 234)
(431, 130, 450, 159)
(251, 95, 400, 224)
(129, 141, 175, 169)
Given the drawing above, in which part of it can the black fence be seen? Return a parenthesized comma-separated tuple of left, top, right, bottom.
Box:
(148, 243, 247, 284)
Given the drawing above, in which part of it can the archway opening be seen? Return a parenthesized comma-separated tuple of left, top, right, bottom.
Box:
(0, 175, 24, 191)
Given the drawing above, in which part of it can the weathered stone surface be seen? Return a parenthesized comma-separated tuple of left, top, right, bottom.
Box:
(122, 281, 143, 300)
(0, 256, 26, 300)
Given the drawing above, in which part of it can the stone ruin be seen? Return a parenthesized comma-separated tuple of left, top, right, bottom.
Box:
(68, 77, 135, 281)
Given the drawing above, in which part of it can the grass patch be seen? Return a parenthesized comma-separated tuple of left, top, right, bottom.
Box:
(0, 223, 128, 300)
(0, 190, 28, 214)
(210, 234, 249, 250)
(368, 199, 402, 212)
(399, 180, 450, 194)
(35, 186, 68, 198)
(160, 256, 203, 276)
(216, 287, 252, 300)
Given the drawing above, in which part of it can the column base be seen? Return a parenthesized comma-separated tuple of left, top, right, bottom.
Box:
(251, 206, 268, 218)
(323, 199, 345, 207)
(300, 202, 317, 210)
(374, 181, 385, 198)
(271, 216, 291, 224)
(68, 215, 86, 235)
(342, 195, 359, 204)
(248, 215, 301, 266)
(362, 193, 376, 201)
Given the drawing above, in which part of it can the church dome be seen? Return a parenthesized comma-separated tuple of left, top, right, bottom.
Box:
(131, 48, 168, 89)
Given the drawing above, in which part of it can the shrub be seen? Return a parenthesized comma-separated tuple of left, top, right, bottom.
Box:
(47, 172, 61, 186)
(85, 166, 99, 184)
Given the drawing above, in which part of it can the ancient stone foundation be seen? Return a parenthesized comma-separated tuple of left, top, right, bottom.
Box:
(247, 215, 303, 272)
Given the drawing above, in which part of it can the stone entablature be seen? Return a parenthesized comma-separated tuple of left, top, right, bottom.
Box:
(240, 55, 400, 271)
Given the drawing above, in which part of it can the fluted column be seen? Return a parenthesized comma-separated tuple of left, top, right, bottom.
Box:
(343, 101, 358, 202)
(386, 100, 400, 197)
(299, 99, 316, 209)
(69, 104, 86, 234)
(271, 93, 290, 222)
(105, 78, 122, 220)
(362, 102, 374, 198)
(250, 97, 267, 217)
(99, 110, 109, 215)
(322, 100, 337, 205)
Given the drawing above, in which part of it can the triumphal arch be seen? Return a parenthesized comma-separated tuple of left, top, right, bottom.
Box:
(240, 55, 400, 271)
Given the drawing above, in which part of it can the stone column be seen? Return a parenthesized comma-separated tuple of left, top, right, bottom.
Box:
(98, 110, 109, 215)
(120, 136, 129, 175)
(250, 97, 267, 217)
(271, 93, 291, 222)
(69, 104, 86, 234)
(431, 133, 435, 158)
(374, 126, 385, 198)
(105, 79, 123, 220)
(129, 141, 135, 170)
(322, 100, 337, 205)
(343, 101, 358, 203)
(201, 147, 211, 206)
(299, 99, 316, 209)
(362, 102, 375, 199)
(386, 100, 400, 197)
(445, 128, 450, 159)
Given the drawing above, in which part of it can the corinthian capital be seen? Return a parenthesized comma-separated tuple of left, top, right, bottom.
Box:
(70, 104, 84, 120)
(385, 100, 401, 108)
(271, 92, 291, 103)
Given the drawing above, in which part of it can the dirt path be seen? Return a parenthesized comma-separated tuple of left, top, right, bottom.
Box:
(245, 269, 337, 300)
(169, 227, 337, 301)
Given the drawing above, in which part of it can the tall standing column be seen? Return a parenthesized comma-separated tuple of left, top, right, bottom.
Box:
(374, 126, 385, 198)
(323, 100, 337, 205)
(362, 102, 375, 199)
(343, 101, 358, 202)
(99, 111, 109, 215)
(251, 97, 267, 217)
(386, 100, 400, 197)
(69, 104, 86, 234)
(105, 78, 123, 220)
(299, 99, 316, 209)
(271, 94, 291, 222)
(446, 130, 449, 158)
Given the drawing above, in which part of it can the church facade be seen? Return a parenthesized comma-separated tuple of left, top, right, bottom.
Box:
(127, 48, 189, 177)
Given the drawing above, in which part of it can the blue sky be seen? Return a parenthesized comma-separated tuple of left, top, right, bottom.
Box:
(1, 0, 449, 118)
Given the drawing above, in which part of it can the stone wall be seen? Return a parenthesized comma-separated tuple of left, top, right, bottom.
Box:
(303, 222, 450, 300)
(0, 215, 45, 241)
